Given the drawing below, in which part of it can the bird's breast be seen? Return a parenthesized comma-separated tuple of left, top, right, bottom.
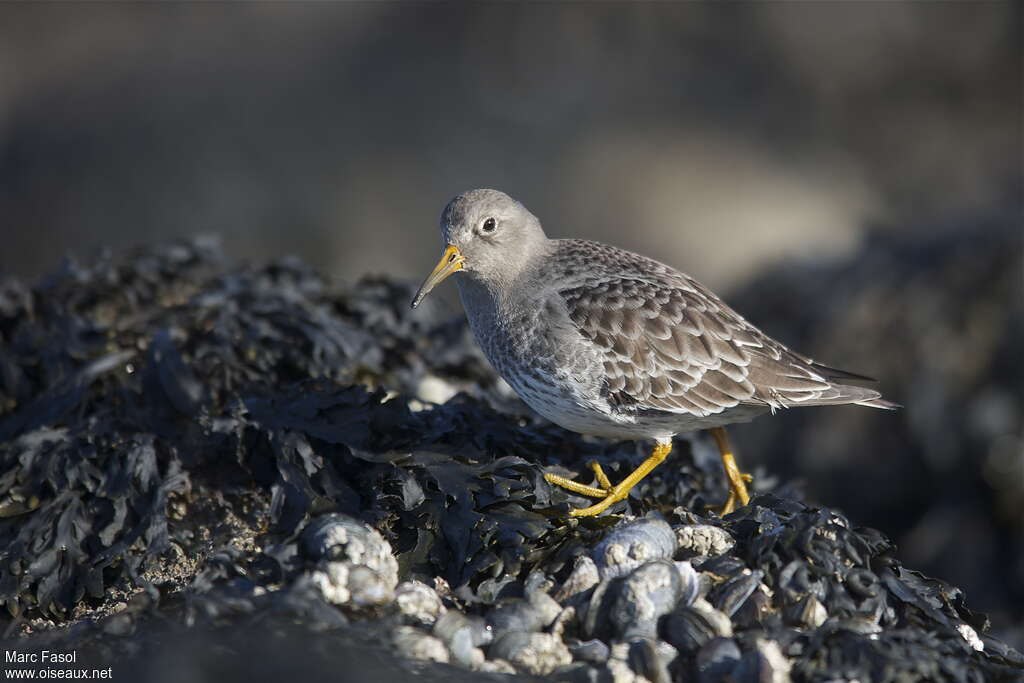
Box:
(458, 282, 616, 428)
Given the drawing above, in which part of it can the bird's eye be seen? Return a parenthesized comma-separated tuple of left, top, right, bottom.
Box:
(481, 217, 497, 233)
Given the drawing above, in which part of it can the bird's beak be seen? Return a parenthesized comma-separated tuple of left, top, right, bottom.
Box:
(411, 244, 465, 308)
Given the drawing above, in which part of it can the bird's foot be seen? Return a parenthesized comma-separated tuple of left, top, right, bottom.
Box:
(544, 442, 673, 517)
(544, 462, 626, 517)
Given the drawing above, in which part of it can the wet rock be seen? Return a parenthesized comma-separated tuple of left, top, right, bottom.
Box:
(592, 518, 677, 580)
(489, 631, 572, 676)
(394, 580, 446, 626)
(392, 626, 449, 663)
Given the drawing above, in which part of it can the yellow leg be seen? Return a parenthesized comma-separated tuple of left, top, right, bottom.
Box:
(710, 427, 752, 515)
(589, 460, 613, 489)
(544, 441, 673, 517)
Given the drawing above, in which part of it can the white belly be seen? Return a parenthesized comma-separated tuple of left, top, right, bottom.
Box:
(505, 366, 769, 441)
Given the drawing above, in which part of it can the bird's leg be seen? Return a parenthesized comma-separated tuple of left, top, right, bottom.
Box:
(544, 441, 673, 517)
(588, 461, 613, 490)
(709, 427, 752, 515)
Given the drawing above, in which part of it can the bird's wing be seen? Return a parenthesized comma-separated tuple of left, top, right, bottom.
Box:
(558, 273, 884, 417)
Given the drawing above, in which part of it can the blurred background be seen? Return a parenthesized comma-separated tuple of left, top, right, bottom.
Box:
(0, 2, 1020, 640)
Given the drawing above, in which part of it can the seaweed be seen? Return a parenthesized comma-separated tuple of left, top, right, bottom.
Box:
(0, 238, 1020, 681)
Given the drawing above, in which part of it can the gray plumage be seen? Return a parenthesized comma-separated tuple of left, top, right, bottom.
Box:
(416, 188, 896, 443)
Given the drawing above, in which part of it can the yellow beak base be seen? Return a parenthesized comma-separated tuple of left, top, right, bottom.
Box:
(411, 244, 464, 308)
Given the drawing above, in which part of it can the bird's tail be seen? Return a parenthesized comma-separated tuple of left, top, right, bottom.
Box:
(805, 360, 901, 409)
(853, 396, 901, 410)
(789, 384, 900, 410)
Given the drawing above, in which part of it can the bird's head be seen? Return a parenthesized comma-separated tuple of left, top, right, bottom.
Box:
(411, 189, 547, 308)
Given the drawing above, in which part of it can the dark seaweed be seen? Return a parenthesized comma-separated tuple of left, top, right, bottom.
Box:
(0, 238, 1020, 682)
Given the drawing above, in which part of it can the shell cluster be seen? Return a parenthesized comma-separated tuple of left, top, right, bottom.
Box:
(286, 510, 1012, 681)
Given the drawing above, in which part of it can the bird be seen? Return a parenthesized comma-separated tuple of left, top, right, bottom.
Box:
(410, 189, 896, 517)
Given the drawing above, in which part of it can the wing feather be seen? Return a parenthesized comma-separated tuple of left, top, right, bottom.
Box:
(554, 241, 887, 417)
